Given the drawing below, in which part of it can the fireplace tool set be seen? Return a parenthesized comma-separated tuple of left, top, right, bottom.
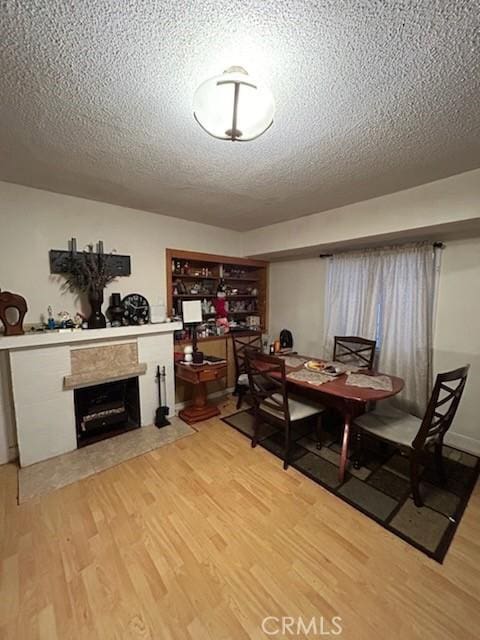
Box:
(155, 365, 170, 428)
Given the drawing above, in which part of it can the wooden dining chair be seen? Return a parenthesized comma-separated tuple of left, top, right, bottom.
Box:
(232, 333, 263, 409)
(245, 351, 325, 470)
(333, 336, 377, 369)
(353, 365, 470, 506)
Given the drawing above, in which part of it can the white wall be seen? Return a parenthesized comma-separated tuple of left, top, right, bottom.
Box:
(0, 181, 242, 462)
(269, 258, 326, 357)
(244, 169, 480, 258)
(434, 238, 480, 454)
(0, 181, 242, 323)
(269, 238, 480, 454)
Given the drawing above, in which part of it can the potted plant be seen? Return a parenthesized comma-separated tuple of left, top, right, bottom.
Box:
(62, 245, 118, 329)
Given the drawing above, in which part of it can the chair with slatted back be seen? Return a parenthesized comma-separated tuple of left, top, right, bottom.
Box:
(232, 333, 263, 409)
(353, 365, 470, 506)
(333, 336, 377, 370)
(245, 351, 325, 470)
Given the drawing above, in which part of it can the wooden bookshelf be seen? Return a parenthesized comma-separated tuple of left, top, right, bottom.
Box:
(166, 249, 269, 334)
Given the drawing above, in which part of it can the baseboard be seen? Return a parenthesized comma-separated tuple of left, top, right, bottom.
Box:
(445, 432, 480, 457)
(174, 387, 235, 413)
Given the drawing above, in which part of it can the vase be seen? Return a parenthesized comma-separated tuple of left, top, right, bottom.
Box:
(87, 291, 106, 329)
(107, 292, 124, 327)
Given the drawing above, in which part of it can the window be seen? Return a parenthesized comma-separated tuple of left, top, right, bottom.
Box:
(324, 243, 439, 415)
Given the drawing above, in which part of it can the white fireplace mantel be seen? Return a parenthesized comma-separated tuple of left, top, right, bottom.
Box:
(0, 322, 182, 351)
(0, 322, 182, 466)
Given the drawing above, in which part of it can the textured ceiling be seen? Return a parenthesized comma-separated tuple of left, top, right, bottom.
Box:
(1, 1, 479, 231)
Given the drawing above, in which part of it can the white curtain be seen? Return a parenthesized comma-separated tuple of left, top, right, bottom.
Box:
(323, 250, 382, 357)
(324, 243, 439, 416)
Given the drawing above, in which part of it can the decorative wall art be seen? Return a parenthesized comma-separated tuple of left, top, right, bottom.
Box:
(50, 238, 131, 329)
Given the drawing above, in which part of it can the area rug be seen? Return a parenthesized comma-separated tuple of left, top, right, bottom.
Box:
(18, 419, 195, 503)
(222, 409, 479, 563)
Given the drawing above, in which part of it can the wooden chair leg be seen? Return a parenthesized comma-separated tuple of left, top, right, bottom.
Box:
(251, 411, 260, 448)
(283, 421, 291, 470)
(236, 386, 245, 410)
(434, 441, 447, 486)
(353, 430, 363, 470)
(410, 452, 423, 507)
(314, 414, 323, 450)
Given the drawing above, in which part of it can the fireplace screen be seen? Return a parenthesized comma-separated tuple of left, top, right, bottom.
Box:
(74, 377, 140, 447)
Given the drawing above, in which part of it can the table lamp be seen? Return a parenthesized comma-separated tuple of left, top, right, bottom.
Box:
(182, 300, 203, 363)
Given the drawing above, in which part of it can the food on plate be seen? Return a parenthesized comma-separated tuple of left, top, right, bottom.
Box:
(305, 360, 326, 372)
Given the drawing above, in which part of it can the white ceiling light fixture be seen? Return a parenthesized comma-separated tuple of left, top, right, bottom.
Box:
(193, 66, 274, 141)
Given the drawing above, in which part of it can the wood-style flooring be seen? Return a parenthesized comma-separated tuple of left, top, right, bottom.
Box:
(1, 397, 479, 639)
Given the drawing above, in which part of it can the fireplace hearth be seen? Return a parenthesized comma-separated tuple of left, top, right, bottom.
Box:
(74, 377, 140, 447)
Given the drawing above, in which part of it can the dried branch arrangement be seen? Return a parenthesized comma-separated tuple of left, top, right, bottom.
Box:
(61, 245, 118, 295)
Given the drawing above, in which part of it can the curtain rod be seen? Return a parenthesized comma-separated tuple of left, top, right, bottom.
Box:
(319, 241, 445, 258)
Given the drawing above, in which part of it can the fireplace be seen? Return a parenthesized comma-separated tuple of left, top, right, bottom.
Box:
(1, 322, 180, 467)
(74, 377, 141, 447)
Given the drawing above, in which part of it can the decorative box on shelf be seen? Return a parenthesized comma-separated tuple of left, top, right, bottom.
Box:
(246, 315, 261, 329)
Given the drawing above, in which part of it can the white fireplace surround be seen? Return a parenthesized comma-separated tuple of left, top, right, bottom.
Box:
(0, 323, 182, 466)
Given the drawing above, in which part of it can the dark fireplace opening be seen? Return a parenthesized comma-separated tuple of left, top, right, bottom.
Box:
(74, 377, 141, 447)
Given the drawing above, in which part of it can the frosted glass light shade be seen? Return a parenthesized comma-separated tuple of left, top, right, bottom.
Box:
(193, 67, 274, 141)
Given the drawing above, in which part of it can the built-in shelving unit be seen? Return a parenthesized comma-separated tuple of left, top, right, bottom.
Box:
(166, 249, 268, 336)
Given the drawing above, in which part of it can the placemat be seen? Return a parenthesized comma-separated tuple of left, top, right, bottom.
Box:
(278, 355, 309, 368)
(287, 369, 335, 386)
(346, 373, 393, 391)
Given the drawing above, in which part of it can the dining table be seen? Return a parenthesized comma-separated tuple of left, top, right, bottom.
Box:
(276, 355, 404, 482)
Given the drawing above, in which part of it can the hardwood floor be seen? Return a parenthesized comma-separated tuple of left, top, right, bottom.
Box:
(1, 396, 479, 639)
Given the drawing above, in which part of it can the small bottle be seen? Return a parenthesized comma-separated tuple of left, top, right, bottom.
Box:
(47, 306, 56, 330)
(269, 343, 275, 355)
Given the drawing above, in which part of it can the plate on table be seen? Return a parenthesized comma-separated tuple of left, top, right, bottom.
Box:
(305, 360, 346, 376)
(304, 360, 326, 373)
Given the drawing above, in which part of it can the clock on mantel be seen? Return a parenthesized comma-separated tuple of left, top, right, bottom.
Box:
(121, 294, 150, 325)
